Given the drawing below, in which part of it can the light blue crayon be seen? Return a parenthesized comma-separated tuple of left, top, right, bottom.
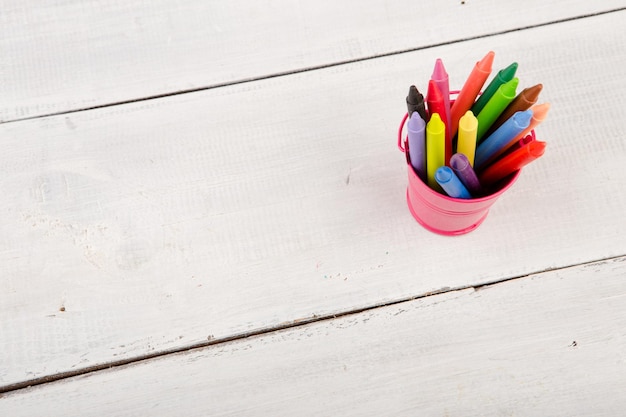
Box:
(474, 109, 532, 170)
(435, 166, 472, 199)
(407, 112, 426, 181)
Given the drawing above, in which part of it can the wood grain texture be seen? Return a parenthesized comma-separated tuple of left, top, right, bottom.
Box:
(2, 257, 625, 416)
(1, 10, 626, 387)
(1, 1, 625, 122)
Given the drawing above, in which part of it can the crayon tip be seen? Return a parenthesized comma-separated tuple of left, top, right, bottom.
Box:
(499, 62, 518, 81)
(431, 58, 448, 81)
(520, 134, 535, 146)
(426, 79, 443, 101)
(407, 85, 422, 105)
(477, 51, 495, 71)
(529, 141, 547, 157)
(512, 109, 533, 128)
(530, 102, 551, 121)
(408, 111, 425, 131)
(450, 153, 470, 171)
(459, 110, 478, 131)
(435, 166, 453, 183)
(501, 77, 519, 97)
(407, 85, 427, 121)
(522, 83, 543, 104)
(427, 112, 445, 133)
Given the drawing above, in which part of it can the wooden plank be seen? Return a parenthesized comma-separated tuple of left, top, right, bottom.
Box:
(2, 257, 625, 415)
(1, 1, 624, 122)
(2, 11, 626, 388)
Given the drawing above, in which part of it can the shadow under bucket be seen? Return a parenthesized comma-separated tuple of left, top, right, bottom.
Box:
(398, 113, 521, 236)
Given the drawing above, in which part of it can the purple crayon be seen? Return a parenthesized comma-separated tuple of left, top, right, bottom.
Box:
(407, 112, 427, 181)
(450, 153, 482, 196)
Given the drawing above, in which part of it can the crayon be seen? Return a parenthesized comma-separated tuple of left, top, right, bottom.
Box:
(406, 85, 427, 121)
(426, 113, 446, 191)
(502, 133, 535, 157)
(407, 112, 427, 181)
(475, 109, 532, 170)
(431, 59, 452, 134)
(512, 102, 551, 142)
(435, 166, 472, 199)
(517, 133, 535, 148)
(457, 110, 478, 167)
(426, 80, 451, 166)
(450, 153, 482, 196)
(449, 51, 495, 138)
(470, 62, 518, 115)
(479, 140, 547, 185)
(486, 83, 543, 136)
(475, 77, 519, 142)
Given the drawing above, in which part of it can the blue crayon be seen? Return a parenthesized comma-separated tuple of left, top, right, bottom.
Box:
(407, 112, 426, 181)
(435, 166, 472, 199)
(474, 109, 532, 170)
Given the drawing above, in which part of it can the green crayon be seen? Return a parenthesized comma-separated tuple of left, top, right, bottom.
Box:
(471, 62, 518, 116)
(475, 77, 519, 142)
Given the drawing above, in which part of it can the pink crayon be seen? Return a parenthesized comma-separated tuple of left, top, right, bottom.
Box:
(499, 133, 535, 159)
(431, 59, 452, 136)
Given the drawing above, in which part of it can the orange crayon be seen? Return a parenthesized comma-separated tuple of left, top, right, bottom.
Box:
(449, 51, 495, 138)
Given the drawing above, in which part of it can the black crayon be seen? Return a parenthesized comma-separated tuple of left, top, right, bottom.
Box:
(406, 85, 427, 121)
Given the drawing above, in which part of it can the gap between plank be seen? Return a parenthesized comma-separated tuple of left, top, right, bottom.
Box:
(1, 7, 624, 126)
(1, 253, 624, 395)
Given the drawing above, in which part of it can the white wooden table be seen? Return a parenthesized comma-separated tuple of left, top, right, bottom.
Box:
(2, 1, 626, 415)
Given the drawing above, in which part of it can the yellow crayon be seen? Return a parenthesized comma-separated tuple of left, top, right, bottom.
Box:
(457, 110, 478, 167)
(426, 113, 446, 191)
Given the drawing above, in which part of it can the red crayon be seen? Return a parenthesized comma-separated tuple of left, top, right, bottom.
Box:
(426, 79, 452, 166)
(479, 140, 546, 185)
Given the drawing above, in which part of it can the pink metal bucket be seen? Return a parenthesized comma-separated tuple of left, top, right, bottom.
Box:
(397, 112, 521, 235)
